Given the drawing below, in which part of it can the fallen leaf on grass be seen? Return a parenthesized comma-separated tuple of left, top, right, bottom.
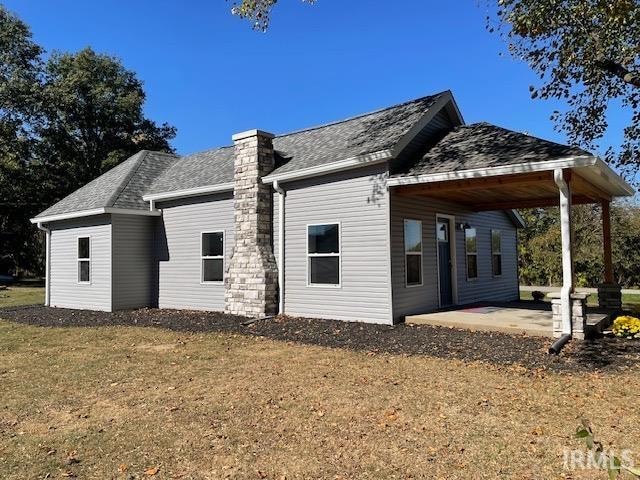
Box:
(145, 466, 160, 476)
(118, 464, 128, 473)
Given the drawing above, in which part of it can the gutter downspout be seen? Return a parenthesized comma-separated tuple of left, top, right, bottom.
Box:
(36, 222, 51, 307)
(273, 180, 285, 315)
(554, 169, 574, 336)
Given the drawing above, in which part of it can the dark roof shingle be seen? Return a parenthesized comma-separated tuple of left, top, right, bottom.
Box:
(398, 122, 589, 177)
(35, 151, 177, 218)
(144, 92, 446, 196)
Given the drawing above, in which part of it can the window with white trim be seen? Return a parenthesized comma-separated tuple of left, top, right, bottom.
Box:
(307, 223, 340, 285)
(202, 232, 224, 283)
(491, 229, 502, 276)
(78, 237, 90, 283)
(465, 227, 478, 280)
(404, 219, 422, 286)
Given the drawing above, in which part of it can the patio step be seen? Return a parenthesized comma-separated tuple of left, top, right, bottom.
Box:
(586, 312, 611, 337)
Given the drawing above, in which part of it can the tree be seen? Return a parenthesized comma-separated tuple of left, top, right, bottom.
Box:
(36, 48, 176, 195)
(230, 0, 314, 31)
(0, 5, 44, 275)
(0, 5, 176, 276)
(231, 1, 640, 184)
(488, 1, 640, 182)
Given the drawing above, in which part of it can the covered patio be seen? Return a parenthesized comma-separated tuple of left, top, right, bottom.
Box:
(389, 123, 634, 340)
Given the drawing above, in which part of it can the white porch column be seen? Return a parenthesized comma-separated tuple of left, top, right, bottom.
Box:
(554, 169, 574, 335)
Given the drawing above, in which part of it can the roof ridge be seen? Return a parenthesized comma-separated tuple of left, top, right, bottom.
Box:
(274, 90, 449, 139)
(105, 151, 149, 208)
(176, 91, 449, 159)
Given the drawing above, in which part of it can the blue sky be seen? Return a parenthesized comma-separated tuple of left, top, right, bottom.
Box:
(4, 0, 625, 156)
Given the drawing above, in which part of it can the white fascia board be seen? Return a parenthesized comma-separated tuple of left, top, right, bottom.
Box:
(387, 156, 597, 187)
(262, 149, 393, 184)
(588, 158, 635, 196)
(30, 207, 161, 224)
(142, 183, 234, 202)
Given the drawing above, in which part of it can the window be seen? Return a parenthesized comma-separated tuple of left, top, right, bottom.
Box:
(465, 228, 478, 280)
(404, 219, 422, 286)
(308, 223, 340, 286)
(77, 237, 90, 283)
(201, 232, 224, 283)
(491, 230, 502, 276)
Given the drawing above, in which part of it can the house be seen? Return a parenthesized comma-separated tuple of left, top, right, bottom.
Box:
(31, 91, 633, 334)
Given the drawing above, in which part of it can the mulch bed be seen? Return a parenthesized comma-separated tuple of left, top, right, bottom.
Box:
(1, 305, 638, 373)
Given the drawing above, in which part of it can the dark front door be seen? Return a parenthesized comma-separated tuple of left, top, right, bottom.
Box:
(437, 218, 453, 306)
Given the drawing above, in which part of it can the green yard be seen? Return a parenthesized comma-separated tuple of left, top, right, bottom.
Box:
(0, 284, 44, 308)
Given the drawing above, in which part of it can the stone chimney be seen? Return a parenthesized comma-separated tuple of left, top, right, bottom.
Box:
(224, 129, 279, 317)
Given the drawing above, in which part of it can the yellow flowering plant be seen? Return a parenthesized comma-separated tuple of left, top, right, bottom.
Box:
(612, 315, 640, 339)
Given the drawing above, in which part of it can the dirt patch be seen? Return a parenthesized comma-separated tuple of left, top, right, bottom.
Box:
(1, 305, 639, 373)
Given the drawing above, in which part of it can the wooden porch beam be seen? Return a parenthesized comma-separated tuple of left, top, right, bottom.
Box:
(601, 200, 614, 283)
(471, 194, 597, 211)
(394, 171, 554, 196)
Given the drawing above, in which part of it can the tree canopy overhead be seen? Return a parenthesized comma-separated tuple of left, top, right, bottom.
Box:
(230, 0, 314, 31)
(489, 0, 640, 181)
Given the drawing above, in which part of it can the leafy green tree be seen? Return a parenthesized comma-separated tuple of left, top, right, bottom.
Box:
(0, 5, 176, 276)
(36, 47, 176, 197)
(0, 5, 44, 276)
(488, 0, 640, 182)
(519, 203, 640, 288)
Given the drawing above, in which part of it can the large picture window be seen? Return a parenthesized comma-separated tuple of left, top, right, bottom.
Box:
(465, 228, 478, 280)
(307, 223, 340, 286)
(404, 219, 422, 286)
(201, 231, 224, 283)
(491, 230, 502, 276)
(77, 237, 90, 283)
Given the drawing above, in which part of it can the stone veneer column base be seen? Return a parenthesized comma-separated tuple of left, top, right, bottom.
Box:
(597, 283, 622, 311)
(551, 292, 588, 340)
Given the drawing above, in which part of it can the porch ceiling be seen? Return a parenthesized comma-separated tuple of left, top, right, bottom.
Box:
(393, 169, 611, 211)
(392, 153, 637, 212)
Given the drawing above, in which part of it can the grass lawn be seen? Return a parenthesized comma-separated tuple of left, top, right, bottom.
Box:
(0, 320, 639, 479)
(520, 289, 640, 308)
(0, 285, 44, 308)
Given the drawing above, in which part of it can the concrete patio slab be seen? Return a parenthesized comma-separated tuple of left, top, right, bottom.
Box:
(405, 302, 609, 338)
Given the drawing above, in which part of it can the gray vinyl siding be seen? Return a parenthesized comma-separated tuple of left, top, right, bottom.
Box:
(49, 215, 112, 311)
(111, 214, 155, 310)
(274, 165, 393, 324)
(390, 193, 518, 320)
(155, 193, 234, 311)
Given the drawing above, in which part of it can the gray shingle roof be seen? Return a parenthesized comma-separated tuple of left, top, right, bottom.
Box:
(397, 122, 590, 177)
(146, 146, 235, 194)
(144, 92, 446, 196)
(35, 150, 177, 218)
(36, 91, 452, 217)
